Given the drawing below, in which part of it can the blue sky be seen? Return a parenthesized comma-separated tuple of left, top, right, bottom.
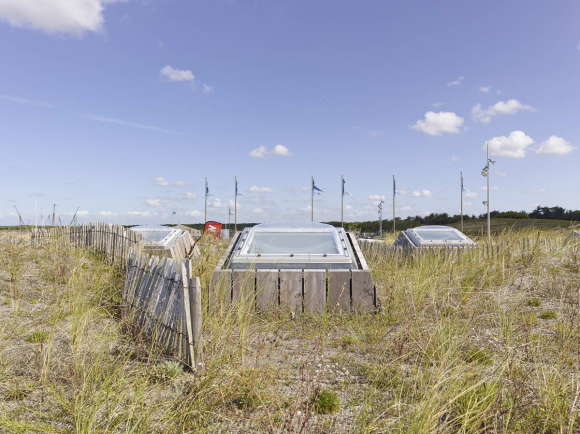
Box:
(1, 0, 579, 225)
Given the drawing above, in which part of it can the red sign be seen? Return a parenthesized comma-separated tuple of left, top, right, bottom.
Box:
(204, 221, 222, 239)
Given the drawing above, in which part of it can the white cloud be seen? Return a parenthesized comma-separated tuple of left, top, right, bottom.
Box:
(479, 86, 491, 93)
(411, 189, 432, 197)
(485, 130, 534, 158)
(432, 102, 445, 108)
(154, 176, 169, 186)
(447, 76, 464, 87)
(0, 0, 124, 35)
(128, 211, 152, 217)
(77, 210, 89, 216)
(186, 210, 202, 217)
(252, 207, 264, 214)
(201, 83, 214, 94)
(272, 144, 290, 156)
(154, 176, 186, 186)
(145, 198, 162, 207)
(98, 210, 117, 216)
(368, 130, 384, 137)
(368, 194, 385, 201)
(249, 145, 291, 159)
(413, 111, 464, 136)
(249, 185, 272, 193)
(184, 192, 197, 199)
(249, 146, 268, 159)
(472, 99, 534, 123)
(481, 186, 499, 191)
(536, 136, 575, 155)
(160, 65, 194, 82)
(0, 94, 53, 108)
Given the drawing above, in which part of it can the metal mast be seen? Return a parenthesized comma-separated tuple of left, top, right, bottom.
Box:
(204, 177, 209, 223)
(392, 175, 396, 233)
(234, 176, 238, 233)
(311, 176, 314, 222)
(481, 142, 495, 242)
(460, 170, 464, 232)
(340, 175, 345, 227)
(378, 199, 384, 237)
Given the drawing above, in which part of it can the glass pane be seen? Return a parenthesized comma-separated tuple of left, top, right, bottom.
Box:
(247, 232, 339, 254)
(140, 230, 171, 243)
(414, 230, 463, 241)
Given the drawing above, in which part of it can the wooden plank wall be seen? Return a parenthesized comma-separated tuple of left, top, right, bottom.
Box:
(211, 268, 377, 314)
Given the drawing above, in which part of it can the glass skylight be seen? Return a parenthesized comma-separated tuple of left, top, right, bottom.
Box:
(414, 229, 464, 242)
(247, 232, 340, 255)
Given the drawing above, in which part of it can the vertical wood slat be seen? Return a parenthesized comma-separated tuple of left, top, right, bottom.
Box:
(328, 270, 351, 313)
(210, 270, 232, 310)
(181, 259, 196, 368)
(191, 276, 203, 368)
(279, 270, 302, 314)
(232, 269, 255, 306)
(256, 270, 278, 311)
(351, 270, 375, 313)
(303, 269, 326, 314)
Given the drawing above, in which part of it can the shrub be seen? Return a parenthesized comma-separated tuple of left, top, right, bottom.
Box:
(152, 360, 183, 382)
(526, 298, 541, 307)
(312, 389, 340, 414)
(26, 330, 49, 344)
(538, 310, 557, 320)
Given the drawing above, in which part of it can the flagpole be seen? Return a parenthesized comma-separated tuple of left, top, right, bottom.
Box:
(460, 170, 464, 232)
(392, 175, 396, 233)
(311, 176, 314, 223)
(340, 175, 344, 228)
(378, 200, 384, 237)
(204, 177, 208, 223)
(486, 144, 491, 242)
(234, 176, 238, 233)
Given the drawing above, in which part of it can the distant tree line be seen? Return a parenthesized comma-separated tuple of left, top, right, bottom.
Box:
(325, 205, 579, 233)
(167, 205, 579, 234)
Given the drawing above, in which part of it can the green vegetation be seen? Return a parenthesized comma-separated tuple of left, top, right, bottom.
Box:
(539, 310, 557, 320)
(312, 389, 340, 414)
(0, 228, 578, 432)
(25, 330, 49, 344)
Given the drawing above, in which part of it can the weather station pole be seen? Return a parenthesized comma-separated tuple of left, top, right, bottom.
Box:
(460, 170, 464, 232)
(392, 175, 396, 233)
(486, 145, 491, 242)
(378, 199, 384, 238)
(481, 143, 495, 243)
(234, 176, 238, 233)
(340, 175, 344, 228)
(311, 176, 314, 223)
(204, 177, 208, 224)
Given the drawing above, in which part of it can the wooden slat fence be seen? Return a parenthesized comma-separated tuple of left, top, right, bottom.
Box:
(30, 223, 203, 368)
(31, 222, 143, 266)
(124, 253, 202, 368)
